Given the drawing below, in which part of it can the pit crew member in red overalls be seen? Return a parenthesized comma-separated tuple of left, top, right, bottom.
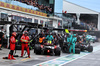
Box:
(8, 32, 17, 60)
(20, 31, 30, 58)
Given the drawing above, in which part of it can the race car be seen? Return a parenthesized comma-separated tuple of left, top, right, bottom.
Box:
(75, 34, 93, 52)
(86, 35, 95, 43)
(62, 40, 80, 54)
(34, 40, 61, 56)
(78, 42, 93, 52)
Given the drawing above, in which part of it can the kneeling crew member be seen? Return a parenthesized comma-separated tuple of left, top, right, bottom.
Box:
(8, 32, 17, 60)
(20, 31, 30, 58)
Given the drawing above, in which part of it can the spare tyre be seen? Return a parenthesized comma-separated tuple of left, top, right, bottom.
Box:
(34, 44, 41, 54)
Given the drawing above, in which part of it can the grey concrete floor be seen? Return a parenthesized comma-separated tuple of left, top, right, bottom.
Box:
(63, 51, 100, 66)
(0, 42, 99, 66)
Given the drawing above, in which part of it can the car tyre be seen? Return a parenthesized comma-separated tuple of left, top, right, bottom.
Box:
(54, 47, 61, 56)
(75, 48, 80, 54)
(87, 46, 93, 52)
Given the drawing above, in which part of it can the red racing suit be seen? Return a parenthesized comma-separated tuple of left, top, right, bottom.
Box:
(10, 36, 16, 50)
(20, 34, 30, 56)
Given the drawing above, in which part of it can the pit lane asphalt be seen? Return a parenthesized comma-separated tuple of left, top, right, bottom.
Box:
(0, 42, 100, 66)
(63, 42, 100, 66)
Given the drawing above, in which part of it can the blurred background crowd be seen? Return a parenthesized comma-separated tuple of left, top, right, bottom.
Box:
(15, 0, 52, 14)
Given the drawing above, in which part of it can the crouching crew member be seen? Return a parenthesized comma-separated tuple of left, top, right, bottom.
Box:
(20, 31, 30, 58)
(8, 32, 17, 60)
